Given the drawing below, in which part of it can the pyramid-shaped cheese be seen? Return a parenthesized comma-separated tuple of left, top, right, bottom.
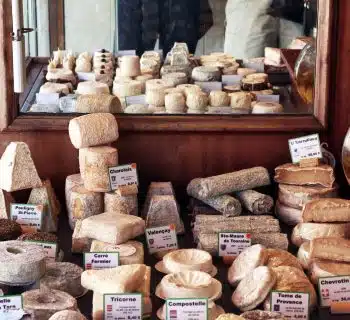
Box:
(0, 189, 14, 218)
(81, 264, 146, 293)
(28, 180, 61, 232)
(0, 142, 42, 192)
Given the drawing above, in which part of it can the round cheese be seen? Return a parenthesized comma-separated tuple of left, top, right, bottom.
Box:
(177, 84, 202, 97)
(186, 92, 209, 110)
(76, 94, 122, 114)
(252, 102, 283, 114)
(135, 74, 154, 93)
(76, 81, 109, 95)
(275, 200, 302, 226)
(187, 109, 205, 114)
(297, 242, 311, 269)
(165, 92, 186, 110)
(230, 92, 252, 110)
(119, 55, 141, 77)
(162, 72, 188, 86)
(46, 69, 77, 85)
(112, 80, 142, 97)
(124, 104, 152, 114)
(209, 91, 230, 107)
(192, 66, 221, 82)
(222, 63, 240, 75)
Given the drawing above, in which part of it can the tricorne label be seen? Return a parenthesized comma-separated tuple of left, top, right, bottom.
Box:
(104, 294, 142, 320)
(318, 276, 350, 307)
(145, 225, 178, 255)
(26, 241, 57, 262)
(218, 232, 251, 257)
(166, 298, 208, 320)
(84, 252, 119, 270)
(0, 295, 23, 318)
(108, 164, 138, 191)
(10, 204, 44, 232)
(270, 291, 309, 320)
(288, 134, 322, 164)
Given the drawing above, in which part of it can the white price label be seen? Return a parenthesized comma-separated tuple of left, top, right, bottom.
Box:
(146, 225, 178, 254)
(222, 75, 242, 85)
(270, 291, 309, 320)
(288, 134, 322, 164)
(10, 204, 44, 232)
(117, 50, 137, 56)
(76, 72, 96, 81)
(104, 294, 142, 320)
(26, 241, 57, 262)
(166, 299, 208, 320)
(195, 82, 222, 93)
(319, 276, 350, 307)
(0, 295, 23, 318)
(256, 94, 280, 103)
(109, 164, 138, 191)
(36, 93, 60, 105)
(84, 252, 119, 270)
(125, 95, 146, 106)
(218, 232, 251, 257)
(243, 61, 265, 73)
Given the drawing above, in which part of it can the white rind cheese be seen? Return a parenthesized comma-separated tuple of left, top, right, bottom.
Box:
(104, 192, 138, 216)
(230, 92, 252, 110)
(112, 80, 143, 97)
(186, 92, 209, 110)
(252, 102, 284, 114)
(76, 81, 109, 95)
(192, 66, 221, 82)
(209, 91, 230, 107)
(119, 55, 141, 77)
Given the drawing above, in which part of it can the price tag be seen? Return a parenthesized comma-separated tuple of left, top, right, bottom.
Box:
(270, 291, 309, 320)
(319, 276, 350, 307)
(288, 134, 322, 164)
(166, 299, 208, 320)
(10, 204, 44, 232)
(0, 295, 24, 318)
(125, 95, 146, 106)
(117, 50, 137, 56)
(76, 72, 96, 81)
(26, 241, 57, 262)
(194, 82, 222, 93)
(36, 93, 60, 105)
(145, 225, 178, 254)
(218, 232, 251, 257)
(109, 164, 138, 191)
(104, 294, 142, 320)
(256, 94, 280, 103)
(222, 75, 242, 85)
(84, 252, 119, 270)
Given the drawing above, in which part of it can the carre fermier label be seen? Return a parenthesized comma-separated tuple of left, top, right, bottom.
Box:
(218, 232, 251, 257)
(84, 252, 119, 270)
(270, 291, 309, 320)
(146, 225, 178, 254)
(26, 241, 57, 262)
(10, 204, 44, 232)
(288, 134, 322, 164)
(104, 294, 142, 320)
(0, 295, 24, 318)
(109, 164, 139, 191)
(166, 299, 208, 320)
(319, 276, 350, 307)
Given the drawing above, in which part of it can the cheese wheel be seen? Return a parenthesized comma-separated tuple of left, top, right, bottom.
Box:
(165, 92, 186, 110)
(186, 92, 209, 110)
(112, 80, 142, 97)
(114, 75, 133, 83)
(209, 91, 230, 107)
(252, 102, 284, 114)
(237, 68, 257, 76)
(223, 85, 241, 94)
(69, 113, 118, 149)
(68, 186, 103, 229)
(275, 200, 302, 226)
(79, 146, 118, 192)
(76, 81, 109, 95)
(162, 72, 188, 86)
(297, 241, 311, 269)
(124, 104, 152, 114)
(104, 192, 138, 216)
(230, 92, 252, 110)
(192, 66, 221, 82)
(46, 68, 77, 85)
(119, 55, 141, 77)
(241, 75, 268, 91)
(40, 82, 70, 95)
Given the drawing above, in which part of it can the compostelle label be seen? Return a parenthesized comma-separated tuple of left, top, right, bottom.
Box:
(166, 299, 208, 320)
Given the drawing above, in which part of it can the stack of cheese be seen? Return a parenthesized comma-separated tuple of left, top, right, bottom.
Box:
(81, 264, 152, 320)
(0, 142, 61, 233)
(75, 52, 92, 72)
(140, 50, 161, 76)
(274, 163, 337, 227)
(93, 49, 115, 86)
(229, 245, 316, 313)
(200, 52, 238, 74)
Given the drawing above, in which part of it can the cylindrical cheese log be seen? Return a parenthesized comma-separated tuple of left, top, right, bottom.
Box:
(68, 186, 103, 229)
(79, 146, 118, 192)
(198, 195, 242, 217)
(104, 192, 138, 216)
(65, 174, 83, 212)
(186, 92, 209, 110)
(119, 55, 141, 77)
(68, 113, 119, 149)
(146, 89, 166, 107)
(187, 167, 270, 199)
(146, 79, 173, 92)
(135, 74, 154, 93)
(75, 94, 122, 114)
(230, 92, 252, 109)
(192, 66, 221, 82)
(165, 93, 186, 110)
(252, 102, 284, 114)
(112, 80, 142, 97)
(275, 201, 302, 226)
(236, 190, 274, 215)
(76, 81, 109, 95)
(209, 91, 230, 107)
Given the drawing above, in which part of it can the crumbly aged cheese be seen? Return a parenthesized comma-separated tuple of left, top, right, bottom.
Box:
(0, 190, 13, 218)
(46, 68, 77, 85)
(171, 51, 189, 66)
(119, 55, 141, 77)
(68, 186, 103, 229)
(0, 219, 21, 241)
(28, 179, 61, 232)
(297, 241, 311, 269)
(310, 259, 350, 284)
(63, 53, 76, 71)
(237, 68, 257, 76)
(252, 102, 284, 114)
(162, 72, 188, 86)
(76, 94, 122, 114)
(65, 174, 83, 213)
(79, 146, 118, 192)
(135, 74, 154, 93)
(104, 191, 138, 216)
(192, 66, 221, 82)
(117, 184, 139, 196)
(186, 92, 209, 110)
(165, 92, 186, 111)
(236, 190, 273, 215)
(161, 65, 191, 77)
(0, 241, 46, 284)
(68, 113, 119, 149)
(80, 212, 145, 244)
(241, 311, 286, 320)
(302, 198, 350, 222)
(310, 237, 350, 262)
(23, 289, 78, 320)
(145, 195, 184, 234)
(230, 92, 252, 110)
(49, 310, 87, 320)
(40, 82, 70, 95)
(72, 220, 92, 253)
(40, 262, 84, 297)
(90, 240, 144, 265)
(124, 104, 152, 114)
(292, 222, 350, 247)
(112, 80, 143, 97)
(278, 184, 337, 209)
(0, 142, 42, 192)
(209, 91, 230, 107)
(274, 163, 335, 187)
(275, 201, 302, 226)
(81, 264, 147, 293)
(76, 81, 109, 95)
(265, 249, 303, 270)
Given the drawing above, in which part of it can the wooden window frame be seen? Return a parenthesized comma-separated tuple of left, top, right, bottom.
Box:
(0, 0, 336, 133)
